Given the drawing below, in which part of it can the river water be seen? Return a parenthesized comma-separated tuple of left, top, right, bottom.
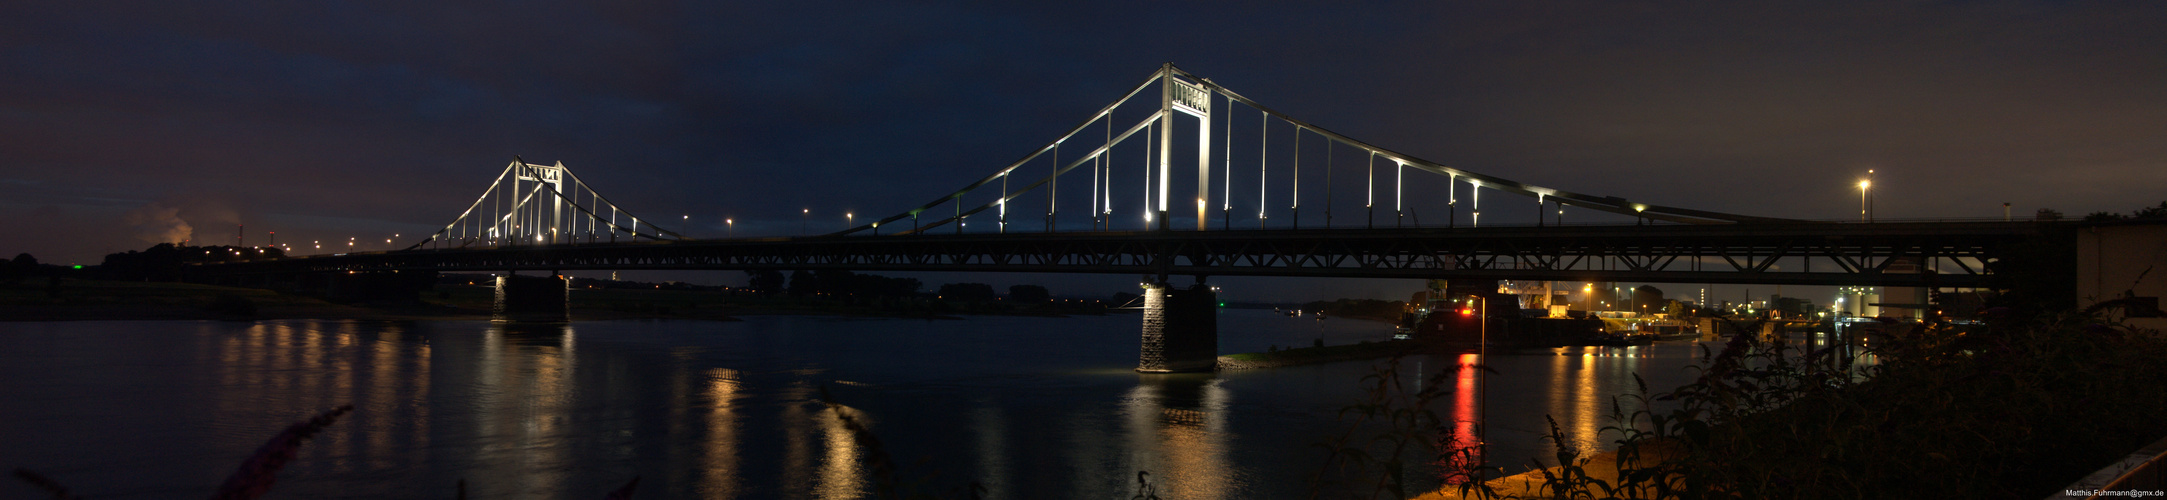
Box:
(0, 311, 1708, 499)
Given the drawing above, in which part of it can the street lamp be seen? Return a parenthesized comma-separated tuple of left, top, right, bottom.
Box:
(846, 212, 853, 229)
(1866, 169, 1876, 222)
(802, 208, 809, 235)
(1475, 293, 1489, 464)
(726, 218, 734, 237)
(1858, 179, 1871, 222)
(683, 215, 689, 238)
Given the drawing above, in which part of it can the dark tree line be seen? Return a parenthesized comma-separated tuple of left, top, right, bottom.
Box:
(745, 269, 922, 298)
(2083, 200, 2167, 222)
(1, 253, 44, 283)
(98, 243, 285, 282)
(737, 270, 1055, 304)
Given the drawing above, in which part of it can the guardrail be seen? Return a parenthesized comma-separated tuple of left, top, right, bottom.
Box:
(2054, 434, 2167, 498)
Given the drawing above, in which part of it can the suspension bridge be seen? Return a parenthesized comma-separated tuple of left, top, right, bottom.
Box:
(194, 63, 2058, 371)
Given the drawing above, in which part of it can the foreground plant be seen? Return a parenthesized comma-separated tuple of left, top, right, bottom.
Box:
(1418, 311, 2167, 499)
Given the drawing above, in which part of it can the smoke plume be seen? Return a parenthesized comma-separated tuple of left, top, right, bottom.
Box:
(122, 202, 193, 245)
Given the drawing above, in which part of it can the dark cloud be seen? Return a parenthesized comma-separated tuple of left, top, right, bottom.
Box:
(3, 1, 2162, 300)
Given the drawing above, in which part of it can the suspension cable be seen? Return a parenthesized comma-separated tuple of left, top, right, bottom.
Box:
(1259, 109, 1267, 228)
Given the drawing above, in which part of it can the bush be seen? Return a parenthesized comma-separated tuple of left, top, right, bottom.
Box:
(1428, 312, 2167, 499)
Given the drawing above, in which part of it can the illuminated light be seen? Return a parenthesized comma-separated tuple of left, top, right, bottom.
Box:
(71, 265, 81, 269)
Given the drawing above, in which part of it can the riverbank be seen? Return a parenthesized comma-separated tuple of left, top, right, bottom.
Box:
(0, 279, 1088, 322)
(1413, 442, 1686, 499)
(0, 279, 487, 321)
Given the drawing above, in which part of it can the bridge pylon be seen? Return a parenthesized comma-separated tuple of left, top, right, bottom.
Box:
(411, 157, 685, 251)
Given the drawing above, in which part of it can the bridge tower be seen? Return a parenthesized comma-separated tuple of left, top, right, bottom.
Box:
(1156, 62, 1214, 231)
(513, 161, 568, 244)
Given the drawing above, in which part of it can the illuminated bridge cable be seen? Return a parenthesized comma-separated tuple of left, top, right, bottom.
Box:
(1221, 91, 1232, 230)
(846, 64, 1789, 240)
(851, 69, 1166, 237)
(411, 159, 683, 251)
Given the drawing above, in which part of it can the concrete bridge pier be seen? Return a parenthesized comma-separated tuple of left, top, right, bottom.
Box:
(494, 272, 569, 323)
(1138, 279, 1218, 373)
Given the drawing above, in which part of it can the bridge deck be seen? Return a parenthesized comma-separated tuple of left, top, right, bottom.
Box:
(199, 221, 2062, 287)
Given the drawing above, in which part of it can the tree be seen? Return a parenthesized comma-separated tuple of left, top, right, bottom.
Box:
(2085, 211, 2126, 222)
(787, 270, 816, 296)
(850, 274, 920, 297)
(2133, 201, 2167, 220)
(743, 270, 785, 294)
(1, 253, 32, 282)
(1008, 284, 1050, 303)
(937, 283, 996, 301)
(813, 269, 857, 296)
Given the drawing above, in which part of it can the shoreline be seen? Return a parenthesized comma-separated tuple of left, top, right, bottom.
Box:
(0, 279, 1099, 323)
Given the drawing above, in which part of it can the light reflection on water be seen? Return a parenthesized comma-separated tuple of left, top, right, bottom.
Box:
(0, 312, 1717, 498)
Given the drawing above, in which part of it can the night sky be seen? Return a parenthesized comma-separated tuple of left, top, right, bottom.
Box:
(5, 1, 2163, 302)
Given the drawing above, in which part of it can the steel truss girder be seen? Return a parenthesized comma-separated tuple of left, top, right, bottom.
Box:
(204, 221, 2051, 287)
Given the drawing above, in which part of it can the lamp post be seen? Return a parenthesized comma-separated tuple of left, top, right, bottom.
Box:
(1859, 178, 1871, 222)
(682, 215, 690, 238)
(1476, 293, 1488, 465)
(846, 212, 853, 229)
(801, 209, 809, 235)
(726, 218, 734, 237)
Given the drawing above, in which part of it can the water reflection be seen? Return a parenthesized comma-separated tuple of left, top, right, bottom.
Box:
(1451, 354, 1482, 471)
(205, 321, 433, 486)
(474, 323, 575, 495)
(972, 401, 1009, 500)
(776, 378, 868, 499)
(1538, 346, 1655, 455)
(3, 313, 1724, 498)
(817, 402, 867, 499)
(702, 368, 742, 498)
(1123, 374, 1232, 500)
